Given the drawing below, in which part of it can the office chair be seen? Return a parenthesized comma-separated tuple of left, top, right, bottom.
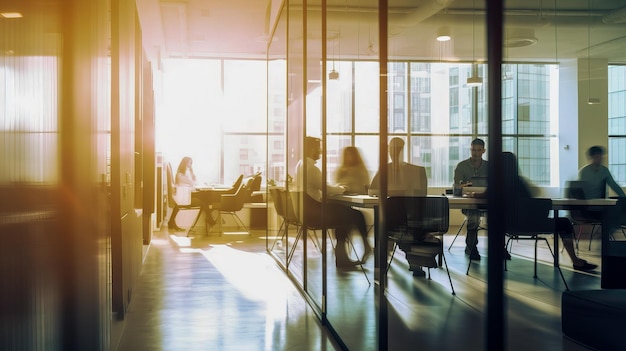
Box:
(386, 196, 455, 294)
(447, 210, 488, 251)
(269, 188, 302, 252)
(291, 191, 370, 284)
(212, 181, 251, 236)
(165, 162, 204, 234)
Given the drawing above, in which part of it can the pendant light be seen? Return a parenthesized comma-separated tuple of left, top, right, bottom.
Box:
(587, 0, 600, 104)
(466, 0, 483, 87)
(436, 26, 451, 42)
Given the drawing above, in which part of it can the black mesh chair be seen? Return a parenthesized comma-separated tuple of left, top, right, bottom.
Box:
(386, 196, 455, 294)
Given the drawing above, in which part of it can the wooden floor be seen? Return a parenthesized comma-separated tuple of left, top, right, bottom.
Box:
(115, 212, 611, 351)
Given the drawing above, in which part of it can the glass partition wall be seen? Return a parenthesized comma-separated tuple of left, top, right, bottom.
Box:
(266, 1, 622, 349)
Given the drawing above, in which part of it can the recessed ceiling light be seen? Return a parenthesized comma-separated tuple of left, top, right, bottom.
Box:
(1, 12, 23, 18)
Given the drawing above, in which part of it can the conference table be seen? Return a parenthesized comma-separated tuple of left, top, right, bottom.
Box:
(329, 194, 623, 287)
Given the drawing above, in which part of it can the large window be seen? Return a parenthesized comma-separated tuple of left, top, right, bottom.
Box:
(158, 59, 559, 188)
(323, 61, 559, 187)
(608, 65, 626, 185)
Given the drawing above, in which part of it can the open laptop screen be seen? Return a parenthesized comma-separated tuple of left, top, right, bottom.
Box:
(565, 180, 589, 199)
(470, 176, 488, 187)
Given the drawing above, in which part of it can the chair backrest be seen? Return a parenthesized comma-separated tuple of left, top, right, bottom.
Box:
(166, 162, 177, 206)
(507, 197, 553, 234)
(269, 188, 286, 219)
(387, 196, 450, 234)
(218, 181, 247, 212)
(279, 188, 301, 226)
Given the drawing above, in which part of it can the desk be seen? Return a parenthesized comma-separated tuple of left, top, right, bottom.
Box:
(330, 195, 622, 285)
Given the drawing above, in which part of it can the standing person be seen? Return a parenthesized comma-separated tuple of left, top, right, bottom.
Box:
(369, 137, 429, 276)
(295, 137, 371, 267)
(335, 146, 370, 195)
(453, 138, 488, 260)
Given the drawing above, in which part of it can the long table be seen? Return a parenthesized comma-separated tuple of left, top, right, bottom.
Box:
(329, 194, 622, 287)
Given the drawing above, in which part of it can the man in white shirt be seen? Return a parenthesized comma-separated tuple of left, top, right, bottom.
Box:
(295, 137, 370, 267)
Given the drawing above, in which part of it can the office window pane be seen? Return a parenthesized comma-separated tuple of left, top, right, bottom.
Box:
(609, 65, 626, 184)
(223, 60, 267, 133)
(326, 61, 354, 133)
(354, 62, 379, 132)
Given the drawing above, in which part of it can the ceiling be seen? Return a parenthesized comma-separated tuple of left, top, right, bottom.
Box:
(137, 0, 626, 64)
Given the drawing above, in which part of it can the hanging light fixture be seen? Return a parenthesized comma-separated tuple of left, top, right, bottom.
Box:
(436, 26, 451, 42)
(329, 37, 339, 80)
(587, 0, 600, 104)
(466, 0, 483, 87)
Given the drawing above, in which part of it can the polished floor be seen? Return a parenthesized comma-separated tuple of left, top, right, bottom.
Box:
(115, 210, 609, 351)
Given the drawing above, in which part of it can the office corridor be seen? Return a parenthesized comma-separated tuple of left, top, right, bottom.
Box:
(115, 225, 340, 351)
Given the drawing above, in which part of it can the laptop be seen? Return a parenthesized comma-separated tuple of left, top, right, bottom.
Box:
(470, 176, 488, 187)
(565, 180, 589, 199)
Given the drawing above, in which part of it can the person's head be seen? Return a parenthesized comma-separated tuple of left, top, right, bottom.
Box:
(388, 137, 405, 163)
(341, 146, 364, 167)
(177, 157, 193, 173)
(304, 136, 322, 161)
(586, 145, 605, 166)
(470, 138, 486, 161)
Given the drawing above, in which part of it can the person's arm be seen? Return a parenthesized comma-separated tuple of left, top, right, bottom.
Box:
(175, 171, 196, 186)
(605, 169, 626, 197)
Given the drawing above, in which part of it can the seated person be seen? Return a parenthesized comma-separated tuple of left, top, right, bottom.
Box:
(370, 137, 431, 277)
(369, 137, 427, 196)
(168, 157, 209, 232)
(578, 145, 626, 230)
(500, 152, 596, 271)
(335, 146, 370, 195)
(296, 137, 372, 267)
(453, 138, 488, 260)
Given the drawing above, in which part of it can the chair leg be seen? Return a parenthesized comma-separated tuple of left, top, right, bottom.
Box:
(533, 237, 538, 278)
(287, 227, 304, 266)
(187, 208, 205, 237)
(270, 219, 287, 251)
(440, 251, 456, 295)
(542, 238, 569, 291)
(347, 236, 371, 285)
(448, 218, 467, 251)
